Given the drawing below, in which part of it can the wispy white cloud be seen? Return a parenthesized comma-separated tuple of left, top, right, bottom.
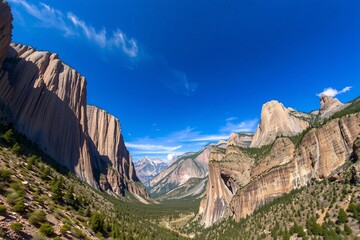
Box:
(317, 86, 352, 97)
(188, 135, 230, 142)
(8, 0, 73, 35)
(127, 117, 258, 161)
(220, 118, 258, 134)
(8, 0, 138, 58)
(167, 70, 198, 96)
(125, 143, 182, 152)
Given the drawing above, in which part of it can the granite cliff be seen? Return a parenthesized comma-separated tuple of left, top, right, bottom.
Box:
(87, 105, 148, 198)
(0, 2, 148, 200)
(200, 97, 360, 227)
(250, 100, 309, 148)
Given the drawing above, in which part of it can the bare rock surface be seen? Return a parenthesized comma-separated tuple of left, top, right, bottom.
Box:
(250, 100, 309, 148)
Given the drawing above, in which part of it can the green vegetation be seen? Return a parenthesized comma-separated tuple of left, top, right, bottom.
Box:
(196, 180, 360, 240)
(39, 222, 54, 237)
(10, 222, 23, 233)
(327, 97, 360, 121)
(240, 143, 273, 161)
(0, 124, 188, 239)
(0, 205, 6, 215)
(28, 210, 47, 227)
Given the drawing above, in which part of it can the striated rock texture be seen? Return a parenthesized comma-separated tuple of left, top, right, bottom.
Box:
(0, 3, 148, 199)
(149, 146, 211, 199)
(0, 1, 12, 67)
(250, 100, 309, 148)
(319, 94, 346, 119)
(200, 102, 360, 227)
(87, 106, 148, 198)
(227, 133, 253, 148)
(0, 43, 96, 186)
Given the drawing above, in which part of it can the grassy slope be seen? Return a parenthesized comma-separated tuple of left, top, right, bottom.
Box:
(0, 125, 188, 240)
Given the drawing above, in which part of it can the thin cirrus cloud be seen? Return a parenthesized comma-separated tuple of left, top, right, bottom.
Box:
(8, 0, 138, 58)
(317, 86, 352, 98)
(9, 0, 197, 95)
(127, 118, 258, 161)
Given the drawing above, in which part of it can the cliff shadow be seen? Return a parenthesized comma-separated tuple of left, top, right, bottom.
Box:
(0, 47, 93, 179)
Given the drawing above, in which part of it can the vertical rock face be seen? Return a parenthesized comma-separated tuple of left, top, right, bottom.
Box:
(351, 137, 360, 184)
(86, 105, 148, 198)
(250, 100, 309, 148)
(0, 1, 12, 67)
(200, 97, 360, 227)
(199, 145, 253, 226)
(0, 4, 148, 199)
(0, 1, 13, 121)
(0, 43, 96, 186)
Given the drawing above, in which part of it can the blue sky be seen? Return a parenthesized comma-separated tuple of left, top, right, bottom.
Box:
(8, 0, 360, 161)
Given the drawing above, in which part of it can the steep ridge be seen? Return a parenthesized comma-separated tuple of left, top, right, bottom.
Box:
(200, 97, 360, 227)
(87, 105, 148, 198)
(319, 94, 346, 119)
(134, 157, 169, 184)
(0, 4, 148, 199)
(227, 133, 253, 148)
(250, 100, 309, 148)
(0, 43, 97, 186)
(149, 146, 211, 199)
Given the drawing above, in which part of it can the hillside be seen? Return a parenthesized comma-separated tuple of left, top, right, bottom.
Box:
(0, 124, 187, 239)
(196, 179, 360, 239)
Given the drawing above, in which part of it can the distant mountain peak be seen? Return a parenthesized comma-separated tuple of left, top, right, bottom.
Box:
(134, 157, 169, 185)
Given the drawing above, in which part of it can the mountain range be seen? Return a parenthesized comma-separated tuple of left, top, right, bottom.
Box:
(1, 1, 360, 239)
(134, 157, 168, 184)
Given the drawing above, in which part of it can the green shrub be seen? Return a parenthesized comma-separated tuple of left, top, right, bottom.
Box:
(28, 210, 47, 227)
(13, 199, 26, 214)
(11, 143, 22, 155)
(39, 222, 54, 237)
(344, 224, 352, 235)
(337, 208, 348, 224)
(6, 192, 21, 205)
(2, 129, 14, 144)
(0, 205, 6, 215)
(60, 224, 70, 234)
(0, 169, 12, 182)
(10, 222, 23, 233)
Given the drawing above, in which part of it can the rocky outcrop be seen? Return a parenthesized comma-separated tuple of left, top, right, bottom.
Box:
(199, 145, 254, 226)
(351, 137, 360, 184)
(0, 43, 97, 186)
(134, 157, 168, 184)
(149, 146, 210, 199)
(250, 100, 309, 148)
(0, 1, 12, 67)
(319, 94, 345, 119)
(87, 105, 148, 198)
(227, 133, 253, 148)
(200, 107, 360, 226)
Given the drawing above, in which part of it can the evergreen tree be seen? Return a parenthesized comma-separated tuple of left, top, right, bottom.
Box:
(337, 208, 348, 224)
